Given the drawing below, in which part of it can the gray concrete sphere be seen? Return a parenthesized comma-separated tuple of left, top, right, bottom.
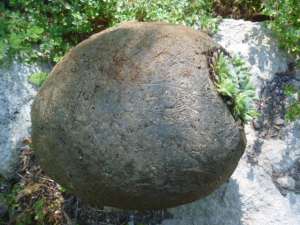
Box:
(31, 22, 246, 209)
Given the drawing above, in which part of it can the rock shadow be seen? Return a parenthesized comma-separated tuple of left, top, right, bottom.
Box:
(247, 72, 298, 165)
(161, 178, 243, 225)
(273, 121, 300, 195)
(63, 178, 243, 225)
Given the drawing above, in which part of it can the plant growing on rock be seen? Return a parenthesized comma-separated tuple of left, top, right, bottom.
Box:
(283, 84, 300, 122)
(28, 72, 48, 87)
(213, 53, 258, 123)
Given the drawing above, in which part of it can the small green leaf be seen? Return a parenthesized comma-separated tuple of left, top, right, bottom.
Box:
(284, 84, 297, 96)
(9, 33, 24, 49)
(213, 53, 258, 123)
(217, 78, 238, 97)
(33, 198, 46, 222)
(285, 102, 300, 122)
(28, 72, 48, 87)
(0, 40, 6, 61)
(27, 26, 44, 41)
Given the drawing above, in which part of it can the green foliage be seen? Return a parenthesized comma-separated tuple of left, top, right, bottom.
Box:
(263, 0, 300, 65)
(285, 103, 300, 122)
(33, 199, 46, 224)
(0, 0, 217, 64)
(284, 84, 297, 97)
(264, 0, 300, 122)
(0, 182, 56, 225)
(57, 184, 67, 193)
(0, 0, 117, 63)
(114, 0, 218, 32)
(213, 0, 263, 19)
(0, 183, 22, 221)
(283, 84, 300, 122)
(214, 53, 258, 123)
(28, 72, 48, 87)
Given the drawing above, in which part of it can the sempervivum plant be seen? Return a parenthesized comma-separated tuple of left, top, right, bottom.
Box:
(213, 53, 259, 123)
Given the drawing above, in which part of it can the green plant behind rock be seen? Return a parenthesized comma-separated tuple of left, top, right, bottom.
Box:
(283, 84, 300, 122)
(260, 0, 300, 122)
(33, 198, 46, 224)
(0, 0, 117, 63)
(263, 0, 300, 65)
(28, 72, 48, 87)
(114, 0, 218, 32)
(213, 0, 264, 19)
(0, 183, 21, 220)
(0, 0, 217, 64)
(213, 53, 258, 123)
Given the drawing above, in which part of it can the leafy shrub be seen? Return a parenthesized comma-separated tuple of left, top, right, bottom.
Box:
(213, 53, 258, 123)
(0, 183, 22, 220)
(213, 0, 263, 19)
(0, 0, 217, 64)
(263, 0, 300, 65)
(33, 198, 46, 224)
(28, 72, 48, 87)
(283, 84, 300, 122)
(262, 0, 300, 122)
(0, 0, 119, 63)
(114, 0, 218, 32)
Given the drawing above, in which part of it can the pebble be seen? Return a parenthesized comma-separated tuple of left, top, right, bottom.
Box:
(274, 117, 285, 126)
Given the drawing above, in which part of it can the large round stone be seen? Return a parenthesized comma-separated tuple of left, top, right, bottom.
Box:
(31, 22, 246, 209)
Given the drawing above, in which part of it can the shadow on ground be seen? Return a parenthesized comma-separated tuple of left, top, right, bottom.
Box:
(161, 179, 243, 225)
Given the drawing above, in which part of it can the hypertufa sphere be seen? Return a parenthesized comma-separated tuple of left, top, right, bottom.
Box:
(31, 22, 246, 209)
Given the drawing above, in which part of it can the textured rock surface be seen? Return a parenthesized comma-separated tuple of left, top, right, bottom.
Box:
(31, 22, 246, 209)
(0, 61, 49, 177)
(214, 19, 291, 94)
(160, 19, 300, 225)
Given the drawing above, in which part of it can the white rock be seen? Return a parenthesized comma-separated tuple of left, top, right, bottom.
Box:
(0, 60, 50, 177)
(214, 19, 292, 94)
(277, 176, 296, 190)
(162, 19, 300, 225)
